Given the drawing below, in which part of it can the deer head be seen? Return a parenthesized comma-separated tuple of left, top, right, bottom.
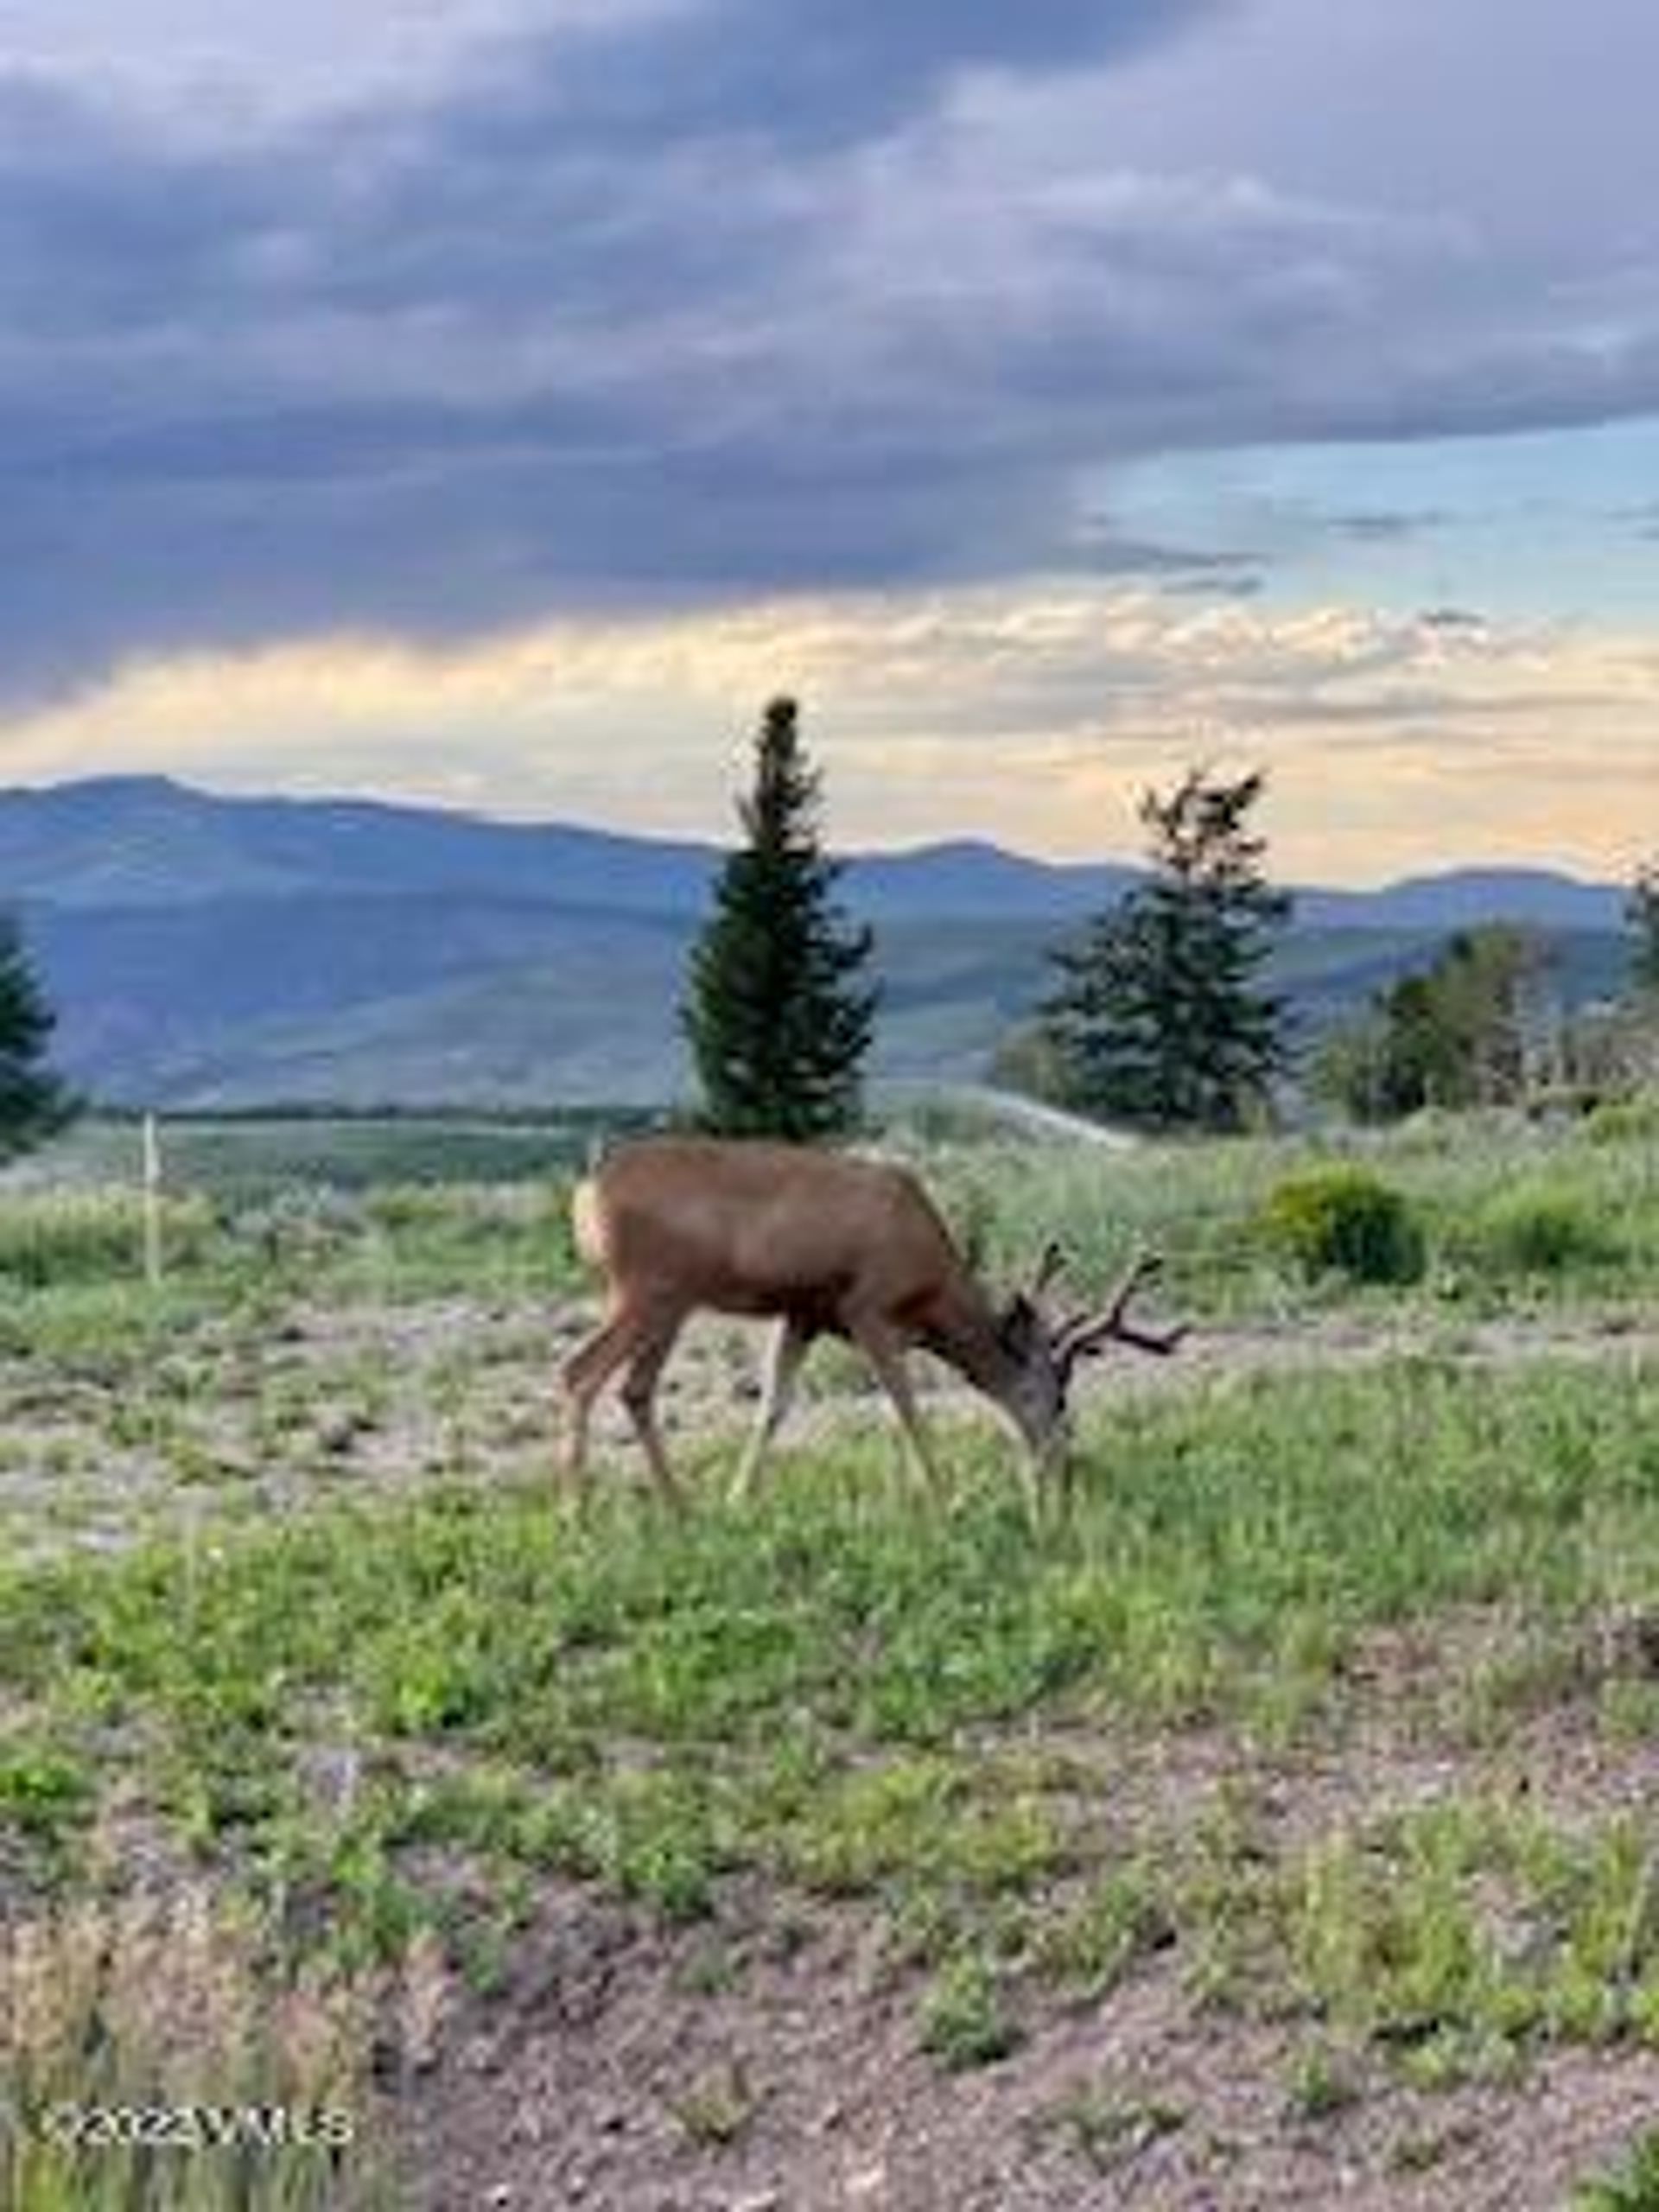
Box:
(990, 1240, 1188, 1474)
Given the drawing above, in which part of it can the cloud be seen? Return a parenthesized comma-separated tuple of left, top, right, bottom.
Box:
(3, 580, 1653, 884)
(445, 0, 1227, 157)
(1323, 510, 1452, 543)
(1418, 606, 1486, 632)
(2, 0, 1659, 702)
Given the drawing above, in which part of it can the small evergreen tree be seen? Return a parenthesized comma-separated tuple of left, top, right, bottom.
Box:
(1629, 859, 1659, 995)
(683, 696, 877, 1140)
(1316, 924, 1553, 1122)
(1039, 766, 1292, 1131)
(0, 912, 74, 1159)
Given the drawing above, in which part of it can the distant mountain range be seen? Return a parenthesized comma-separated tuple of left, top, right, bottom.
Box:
(0, 776, 1631, 1106)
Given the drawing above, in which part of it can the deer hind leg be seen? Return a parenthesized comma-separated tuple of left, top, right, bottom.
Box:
(849, 1318, 944, 1498)
(618, 1309, 689, 1508)
(560, 1305, 648, 1490)
(732, 1315, 814, 1501)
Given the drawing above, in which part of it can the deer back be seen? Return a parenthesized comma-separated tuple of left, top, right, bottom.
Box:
(573, 1136, 969, 1324)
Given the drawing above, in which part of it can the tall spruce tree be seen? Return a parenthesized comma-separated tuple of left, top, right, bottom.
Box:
(1040, 766, 1292, 1131)
(0, 912, 74, 1158)
(683, 696, 877, 1140)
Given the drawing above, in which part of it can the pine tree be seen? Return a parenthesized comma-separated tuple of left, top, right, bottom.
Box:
(1315, 925, 1552, 1122)
(683, 696, 878, 1140)
(1039, 766, 1292, 1131)
(1630, 859, 1659, 995)
(0, 912, 74, 1159)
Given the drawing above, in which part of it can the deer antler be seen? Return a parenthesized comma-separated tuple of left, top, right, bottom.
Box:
(1054, 1250, 1188, 1368)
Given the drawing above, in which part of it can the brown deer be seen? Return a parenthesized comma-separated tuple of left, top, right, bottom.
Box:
(560, 1135, 1185, 1510)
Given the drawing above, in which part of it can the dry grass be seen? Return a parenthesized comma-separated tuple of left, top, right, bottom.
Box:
(3, 1883, 398, 2209)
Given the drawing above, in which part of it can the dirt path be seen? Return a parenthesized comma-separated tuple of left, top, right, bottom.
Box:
(926, 1084, 1143, 1149)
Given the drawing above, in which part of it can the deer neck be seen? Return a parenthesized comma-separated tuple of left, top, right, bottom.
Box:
(920, 1281, 1020, 1404)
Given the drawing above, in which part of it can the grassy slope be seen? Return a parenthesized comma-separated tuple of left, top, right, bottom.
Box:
(7, 1360, 1659, 2202)
(3, 1102, 1659, 2206)
(41, 891, 1631, 1106)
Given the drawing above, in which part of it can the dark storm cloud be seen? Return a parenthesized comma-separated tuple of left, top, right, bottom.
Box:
(3, 0, 1659, 701)
(0, 0, 1245, 694)
(0, 93, 251, 340)
(445, 0, 1224, 154)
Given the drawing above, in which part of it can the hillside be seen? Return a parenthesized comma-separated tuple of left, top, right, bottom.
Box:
(0, 778, 1630, 1105)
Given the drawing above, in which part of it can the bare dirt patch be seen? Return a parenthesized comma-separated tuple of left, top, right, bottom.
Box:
(397, 1877, 1659, 2211)
(389, 1602, 1659, 2212)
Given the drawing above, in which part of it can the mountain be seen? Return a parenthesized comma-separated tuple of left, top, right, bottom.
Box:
(0, 775, 720, 913)
(1296, 869, 1625, 932)
(0, 777, 1630, 1106)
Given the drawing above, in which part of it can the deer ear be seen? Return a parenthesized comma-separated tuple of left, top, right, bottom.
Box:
(998, 1294, 1040, 1360)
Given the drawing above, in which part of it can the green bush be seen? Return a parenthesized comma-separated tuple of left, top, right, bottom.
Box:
(1259, 1166, 1426, 1286)
(1469, 1185, 1622, 1275)
(1586, 1091, 1659, 1146)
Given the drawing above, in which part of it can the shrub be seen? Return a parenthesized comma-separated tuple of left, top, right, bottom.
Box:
(1586, 1092, 1659, 1146)
(1469, 1185, 1621, 1276)
(226, 1186, 368, 1266)
(1259, 1167, 1426, 1287)
(919, 1952, 1021, 2070)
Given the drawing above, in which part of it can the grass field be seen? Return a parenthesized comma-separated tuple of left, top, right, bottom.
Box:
(3, 1101, 1658, 2208)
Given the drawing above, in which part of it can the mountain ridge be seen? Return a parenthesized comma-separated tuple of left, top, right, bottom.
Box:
(0, 779, 1630, 1106)
(0, 775, 1624, 926)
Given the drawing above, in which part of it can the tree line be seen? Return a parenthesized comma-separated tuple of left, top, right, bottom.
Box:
(683, 696, 1659, 1141)
(0, 702, 1650, 1156)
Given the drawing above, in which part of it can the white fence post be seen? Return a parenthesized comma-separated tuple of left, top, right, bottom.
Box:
(143, 1112, 163, 1290)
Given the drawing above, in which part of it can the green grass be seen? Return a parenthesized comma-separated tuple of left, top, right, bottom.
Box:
(1236, 1796, 1659, 2065)
(5, 1090, 1654, 1325)
(919, 1950, 1022, 2069)
(1578, 2128, 1659, 2210)
(2, 1884, 390, 2211)
(0, 1178, 582, 1325)
(1034, 2079, 1188, 2174)
(3, 1357, 1656, 1975)
(16, 1109, 649, 1197)
(2, 1100, 1658, 2187)
(910, 1099, 1659, 1322)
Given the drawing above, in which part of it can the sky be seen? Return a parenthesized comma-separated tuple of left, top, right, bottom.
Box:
(0, 0, 1655, 882)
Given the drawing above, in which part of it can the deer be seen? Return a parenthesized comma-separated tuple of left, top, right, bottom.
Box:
(559, 1135, 1186, 1513)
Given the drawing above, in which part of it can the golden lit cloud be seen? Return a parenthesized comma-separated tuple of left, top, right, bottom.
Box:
(3, 584, 1651, 885)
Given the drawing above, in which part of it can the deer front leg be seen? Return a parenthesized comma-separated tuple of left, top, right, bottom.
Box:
(733, 1314, 813, 1501)
(619, 1308, 688, 1508)
(560, 1306, 644, 1492)
(849, 1318, 945, 1499)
